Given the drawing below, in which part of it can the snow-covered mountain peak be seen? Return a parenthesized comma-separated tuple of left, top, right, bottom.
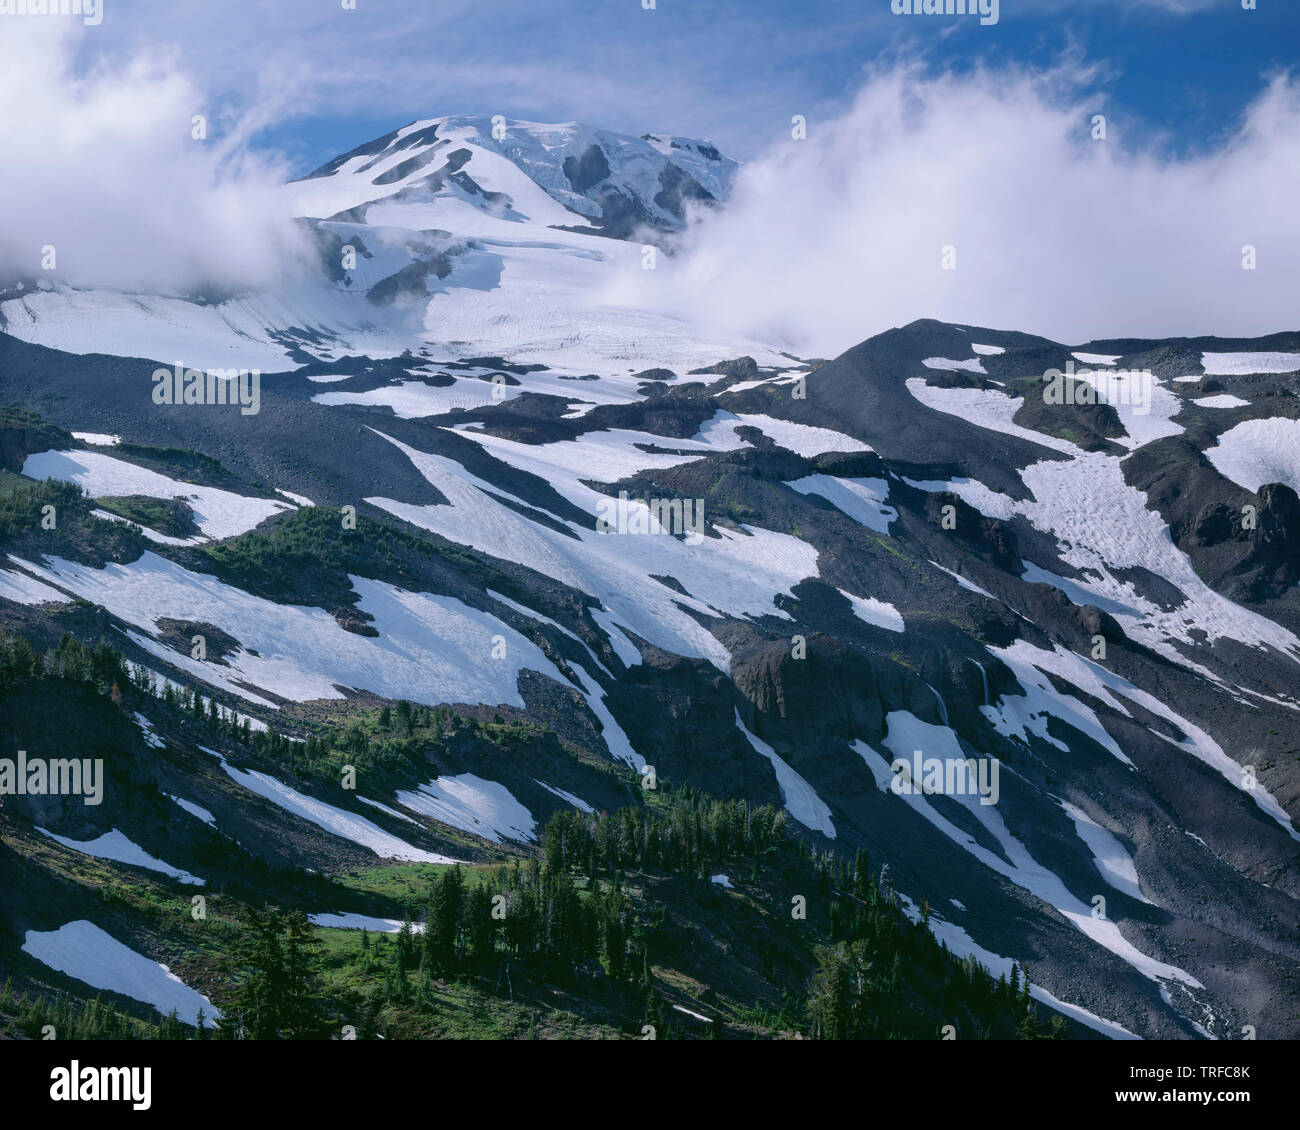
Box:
(288, 114, 737, 238)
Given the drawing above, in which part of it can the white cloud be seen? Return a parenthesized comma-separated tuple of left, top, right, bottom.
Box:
(615, 61, 1300, 357)
(0, 21, 305, 295)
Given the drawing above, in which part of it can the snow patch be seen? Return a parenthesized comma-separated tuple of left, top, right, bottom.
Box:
(785, 475, 895, 534)
(36, 827, 203, 886)
(395, 773, 537, 844)
(1191, 395, 1249, 409)
(1201, 352, 1300, 375)
(1205, 418, 1300, 495)
(22, 921, 218, 1026)
(838, 588, 904, 632)
(736, 711, 834, 837)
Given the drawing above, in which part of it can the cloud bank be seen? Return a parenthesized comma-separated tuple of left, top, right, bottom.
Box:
(621, 62, 1300, 357)
(0, 21, 303, 296)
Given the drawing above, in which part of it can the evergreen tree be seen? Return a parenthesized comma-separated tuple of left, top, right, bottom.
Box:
(223, 909, 327, 1039)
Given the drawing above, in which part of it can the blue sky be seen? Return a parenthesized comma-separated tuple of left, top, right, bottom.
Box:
(81, 0, 1300, 173)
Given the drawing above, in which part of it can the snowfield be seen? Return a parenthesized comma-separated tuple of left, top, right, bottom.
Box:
(394, 773, 537, 844)
(1205, 417, 1300, 494)
(922, 356, 986, 374)
(366, 427, 821, 676)
(785, 475, 896, 535)
(22, 920, 218, 1026)
(1072, 368, 1183, 449)
(736, 710, 835, 837)
(1192, 395, 1250, 409)
(1059, 800, 1152, 905)
(36, 827, 204, 886)
(838, 588, 905, 632)
(535, 779, 595, 813)
(0, 566, 70, 606)
(1201, 352, 1300, 375)
(8, 552, 568, 712)
(168, 795, 217, 828)
(309, 913, 410, 933)
(199, 746, 459, 863)
(859, 728, 1206, 990)
(22, 449, 292, 541)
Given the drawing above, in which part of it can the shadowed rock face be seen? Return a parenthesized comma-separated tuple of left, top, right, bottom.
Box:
(563, 144, 611, 193)
(653, 160, 716, 217)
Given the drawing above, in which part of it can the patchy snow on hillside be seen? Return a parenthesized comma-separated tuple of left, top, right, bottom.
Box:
(0, 566, 69, 605)
(36, 827, 204, 886)
(902, 379, 1300, 685)
(929, 561, 995, 599)
(200, 747, 458, 863)
(1201, 352, 1300, 375)
(987, 639, 1298, 841)
(904, 380, 1075, 455)
(22, 449, 291, 541)
(1059, 801, 1152, 905)
(22, 921, 218, 1026)
(730, 413, 871, 457)
(838, 588, 904, 632)
(133, 713, 166, 749)
(982, 640, 1132, 765)
(857, 733, 1204, 989)
(395, 773, 537, 843)
(1192, 395, 1249, 409)
(1205, 418, 1300, 494)
(785, 475, 896, 534)
(535, 780, 595, 813)
(168, 795, 217, 829)
(9, 552, 566, 712)
(892, 892, 1138, 1040)
(367, 428, 820, 676)
(570, 662, 645, 769)
(736, 711, 835, 837)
